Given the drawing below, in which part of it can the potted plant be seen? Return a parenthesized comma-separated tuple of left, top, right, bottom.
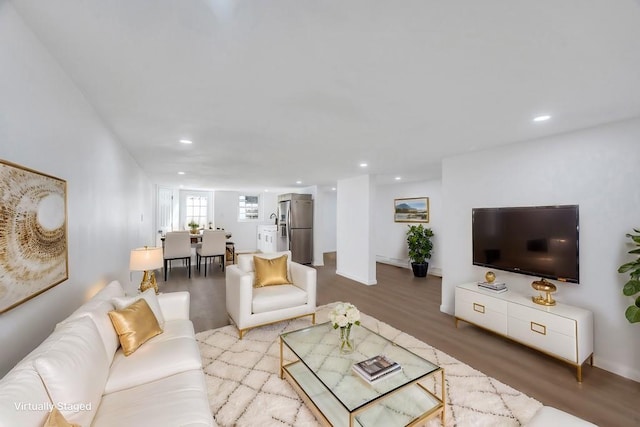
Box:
(188, 220, 199, 234)
(406, 224, 434, 277)
(618, 228, 640, 323)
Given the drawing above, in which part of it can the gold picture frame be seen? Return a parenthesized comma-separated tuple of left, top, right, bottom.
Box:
(394, 197, 429, 223)
(0, 160, 68, 313)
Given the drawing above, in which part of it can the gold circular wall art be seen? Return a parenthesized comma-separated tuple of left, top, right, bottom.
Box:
(0, 161, 67, 313)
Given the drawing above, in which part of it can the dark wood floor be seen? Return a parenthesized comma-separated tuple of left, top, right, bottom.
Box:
(161, 253, 639, 426)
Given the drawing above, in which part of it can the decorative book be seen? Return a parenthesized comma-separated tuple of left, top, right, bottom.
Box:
(478, 285, 508, 293)
(352, 354, 402, 383)
(478, 281, 507, 292)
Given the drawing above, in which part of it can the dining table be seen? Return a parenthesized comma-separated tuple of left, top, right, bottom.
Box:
(160, 231, 235, 265)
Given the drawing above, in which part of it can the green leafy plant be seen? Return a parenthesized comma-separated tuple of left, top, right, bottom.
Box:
(618, 228, 640, 323)
(188, 220, 199, 232)
(406, 224, 434, 264)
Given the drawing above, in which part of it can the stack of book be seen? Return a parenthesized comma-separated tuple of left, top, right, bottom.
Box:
(477, 281, 507, 293)
(352, 354, 402, 384)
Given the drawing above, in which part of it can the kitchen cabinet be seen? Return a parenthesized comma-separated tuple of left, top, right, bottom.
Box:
(257, 225, 277, 253)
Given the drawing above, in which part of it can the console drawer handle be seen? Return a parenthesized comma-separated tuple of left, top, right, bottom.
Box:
(531, 322, 546, 335)
(473, 303, 485, 314)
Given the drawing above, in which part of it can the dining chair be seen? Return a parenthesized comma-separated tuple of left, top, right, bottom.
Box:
(196, 230, 227, 276)
(163, 231, 192, 280)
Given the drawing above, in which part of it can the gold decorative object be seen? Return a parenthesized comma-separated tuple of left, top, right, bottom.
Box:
(139, 270, 158, 294)
(129, 246, 163, 294)
(531, 278, 557, 306)
(485, 271, 496, 283)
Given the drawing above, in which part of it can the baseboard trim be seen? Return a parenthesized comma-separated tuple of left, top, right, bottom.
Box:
(335, 269, 377, 286)
(375, 256, 442, 277)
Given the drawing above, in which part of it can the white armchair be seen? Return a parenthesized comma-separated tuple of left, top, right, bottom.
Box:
(225, 251, 316, 338)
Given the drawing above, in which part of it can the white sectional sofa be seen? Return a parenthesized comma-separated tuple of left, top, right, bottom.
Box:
(527, 406, 597, 427)
(0, 281, 213, 427)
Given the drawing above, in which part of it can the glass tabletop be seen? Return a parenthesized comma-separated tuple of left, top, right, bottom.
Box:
(280, 321, 440, 413)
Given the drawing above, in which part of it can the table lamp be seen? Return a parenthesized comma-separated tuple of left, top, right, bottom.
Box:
(130, 246, 163, 294)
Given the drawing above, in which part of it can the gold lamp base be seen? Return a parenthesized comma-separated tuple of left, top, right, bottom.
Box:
(139, 270, 159, 294)
(531, 278, 557, 306)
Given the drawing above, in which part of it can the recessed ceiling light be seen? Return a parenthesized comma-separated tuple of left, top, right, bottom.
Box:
(178, 171, 185, 175)
(331, 187, 336, 191)
(533, 115, 551, 122)
(296, 180, 302, 184)
(360, 163, 368, 168)
(395, 176, 401, 181)
(179, 139, 192, 144)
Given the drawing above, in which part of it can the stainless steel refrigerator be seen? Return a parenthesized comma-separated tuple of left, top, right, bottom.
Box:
(277, 193, 313, 264)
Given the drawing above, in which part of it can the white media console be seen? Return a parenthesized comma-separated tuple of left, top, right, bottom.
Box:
(454, 282, 594, 382)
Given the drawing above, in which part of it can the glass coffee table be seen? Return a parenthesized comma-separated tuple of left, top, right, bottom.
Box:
(280, 322, 445, 427)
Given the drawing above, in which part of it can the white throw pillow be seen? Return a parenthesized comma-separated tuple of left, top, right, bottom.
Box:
(34, 316, 109, 426)
(90, 280, 126, 301)
(58, 299, 119, 362)
(57, 280, 126, 361)
(112, 288, 165, 328)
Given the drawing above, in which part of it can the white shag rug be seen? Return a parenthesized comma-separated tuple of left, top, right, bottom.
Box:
(196, 303, 542, 426)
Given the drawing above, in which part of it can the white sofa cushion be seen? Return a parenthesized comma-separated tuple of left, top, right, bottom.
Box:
(104, 321, 202, 394)
(112, 288, 165, 328)
(59, 299, 118, 362)
(154, 318, 195, 340)
(156, 291, 190, 321)
(0, 369, 51, 426)
(94, 370, 213, 427)
(33, 316, 109, 427)
(252, 284, 308, 314)
(57, 280, 126, 362)
(90, 280, 126, 302)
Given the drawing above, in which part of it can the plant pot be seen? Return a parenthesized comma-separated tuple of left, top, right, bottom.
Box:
(411, 262, 428, 278)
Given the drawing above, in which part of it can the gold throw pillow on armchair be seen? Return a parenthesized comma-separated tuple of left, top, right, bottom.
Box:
(108, 298, 163, 356)
(253, 254, 291, 287)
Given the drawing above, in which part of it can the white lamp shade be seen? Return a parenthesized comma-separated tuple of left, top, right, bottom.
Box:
(129, 247, 163, 271)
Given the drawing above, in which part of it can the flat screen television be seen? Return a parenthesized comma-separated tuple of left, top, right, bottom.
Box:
(472, 205, 579, 283)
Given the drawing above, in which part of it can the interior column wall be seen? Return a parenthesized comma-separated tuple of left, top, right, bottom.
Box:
(336, 175, 376, 285)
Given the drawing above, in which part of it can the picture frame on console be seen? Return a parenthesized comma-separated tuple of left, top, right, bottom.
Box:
(0, 159, 68, 313)
(394, 197, 429, 223)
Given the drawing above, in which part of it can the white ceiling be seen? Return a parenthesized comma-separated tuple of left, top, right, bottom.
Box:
(12, 0, 640, 191)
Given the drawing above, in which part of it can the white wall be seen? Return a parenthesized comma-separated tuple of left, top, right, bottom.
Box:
(336, 175, 376, 285)
(441, 117, 640, 381)
(213, 190, 278, 252)
(0, 3, 152, 376)
(375, 180, 443, 276)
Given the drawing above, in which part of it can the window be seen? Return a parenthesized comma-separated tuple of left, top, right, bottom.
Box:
(186, 195, 208, 229)
(238, 194, 259, 221)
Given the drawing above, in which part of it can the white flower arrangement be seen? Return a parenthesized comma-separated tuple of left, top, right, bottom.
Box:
(328, 302, 361, 329)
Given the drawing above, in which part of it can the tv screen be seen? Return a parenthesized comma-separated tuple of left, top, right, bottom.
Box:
(472, 205, 579, 283)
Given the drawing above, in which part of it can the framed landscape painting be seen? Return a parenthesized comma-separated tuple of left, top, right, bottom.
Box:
(394, 197, 429, 223)
(0, 160, 68, 313)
